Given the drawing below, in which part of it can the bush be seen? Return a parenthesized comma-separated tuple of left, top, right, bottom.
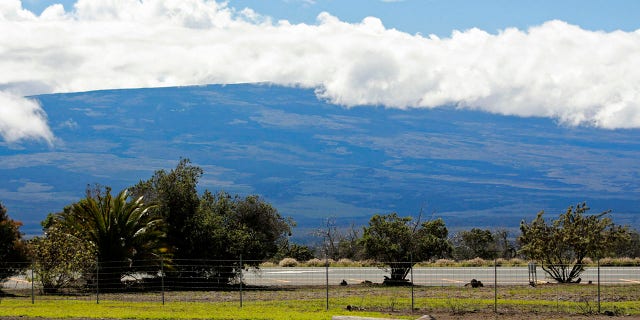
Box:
(598, 257, 615, 266)
(335, 258, 355, 267)
(431, 259, 457, 267)
(506, 258, 526, 266)
(598, 257, 640, 266)
(302, 258, 336, 267)
(259, 261, 277, 268)
(358, 259, 379, 267)
(303, 258, 325, 267)
(614, 257, 639, 266)
(460, 257, 487, 267)
(278, 258, 299, 267)
(495, 258, 527, 266)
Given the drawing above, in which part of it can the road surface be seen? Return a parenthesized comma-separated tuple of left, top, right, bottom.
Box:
(242, 266, 640, 286)
(3, 267, 638, 290)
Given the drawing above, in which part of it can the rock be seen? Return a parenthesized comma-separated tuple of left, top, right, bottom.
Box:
(465, 279, 484, 288)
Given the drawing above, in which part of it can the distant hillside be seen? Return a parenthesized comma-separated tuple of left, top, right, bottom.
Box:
(1, 84, 639, 238)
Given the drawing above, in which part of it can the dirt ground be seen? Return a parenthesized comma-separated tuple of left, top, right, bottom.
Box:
(416, 311, 640, 319)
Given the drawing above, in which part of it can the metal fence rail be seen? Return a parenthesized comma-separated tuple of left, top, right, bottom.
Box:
(1, 259, 639, 315)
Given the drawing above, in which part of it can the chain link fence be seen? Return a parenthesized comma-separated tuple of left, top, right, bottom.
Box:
(1, 259, 639, 315)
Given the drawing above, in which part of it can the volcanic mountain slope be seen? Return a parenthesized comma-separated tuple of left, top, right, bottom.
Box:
(1, 84, 639, 237)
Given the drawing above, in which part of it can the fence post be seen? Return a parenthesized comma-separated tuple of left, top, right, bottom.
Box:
(31, 261, 35, 304)
(325, 254, 329, 311)
(160, 256, 165, 305)
(410, 254, 414, 313)
(239, 255, 243, 308)
(96, 257, 100, 304)
(494, 257, 497, 313)
(597, 259, 601, 314)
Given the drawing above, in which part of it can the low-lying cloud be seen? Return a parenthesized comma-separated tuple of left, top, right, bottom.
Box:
(2, 0, 640, 142)
(0, 92, 54, 144)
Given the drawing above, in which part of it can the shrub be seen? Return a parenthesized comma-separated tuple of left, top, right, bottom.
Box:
(506, 258, 526, 266)
(460, 257, 487, 267)
(303, 258, 326, 267)
(598, 257, 615, 266)
(359, 259, 379, 267)
(259, 261, 277, 268)
(278, 258, 299, 267)
(432, 259, 456, 267)
(335, 258, 354, 267)
(615, 257, 639, 266)
(598, 257, 640, 266)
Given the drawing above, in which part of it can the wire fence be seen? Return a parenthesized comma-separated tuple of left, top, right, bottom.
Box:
(1, 259, 639, 315)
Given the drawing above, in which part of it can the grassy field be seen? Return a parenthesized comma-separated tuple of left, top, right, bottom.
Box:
(0, 299, 411, 320)
(1, 283, 639, 319)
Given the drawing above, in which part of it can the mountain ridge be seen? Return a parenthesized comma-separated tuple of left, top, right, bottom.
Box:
(1, 83, 638, 238)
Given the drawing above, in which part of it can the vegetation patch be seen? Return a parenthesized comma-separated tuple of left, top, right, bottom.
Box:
(0, 299, 414, 320)
(3, 283, 637, 319)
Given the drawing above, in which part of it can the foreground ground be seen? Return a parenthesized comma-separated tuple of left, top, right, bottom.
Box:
(1, 283, 639, 319)
(1, 312, 639, 320)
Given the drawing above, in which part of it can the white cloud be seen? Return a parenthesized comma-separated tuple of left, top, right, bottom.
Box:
(1, 0, 640, 144)
(0, 91, 54, 144)
(17, 180, 54, 193)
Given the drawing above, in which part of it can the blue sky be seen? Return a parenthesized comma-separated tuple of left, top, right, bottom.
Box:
(232, 0, 640, 35)
(21, 0, 640, 36)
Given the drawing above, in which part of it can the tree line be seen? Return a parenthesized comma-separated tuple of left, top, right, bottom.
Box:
(1, 158, 638, 292)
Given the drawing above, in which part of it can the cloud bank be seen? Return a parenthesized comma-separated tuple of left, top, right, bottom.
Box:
(0, 92, 53, 144)
(1, 0, 640, 142)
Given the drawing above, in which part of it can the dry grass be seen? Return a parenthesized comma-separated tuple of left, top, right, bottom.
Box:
(268, 257, 640, 268)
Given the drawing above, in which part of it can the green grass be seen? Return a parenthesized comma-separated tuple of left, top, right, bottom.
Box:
(1, 284, 638, 319)
(0, 299, 413, 320)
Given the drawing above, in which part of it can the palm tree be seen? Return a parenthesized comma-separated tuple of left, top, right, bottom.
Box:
(60, 187, 166, 290)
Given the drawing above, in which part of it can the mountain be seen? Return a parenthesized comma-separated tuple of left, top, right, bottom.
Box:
(1, 83, 639, 239)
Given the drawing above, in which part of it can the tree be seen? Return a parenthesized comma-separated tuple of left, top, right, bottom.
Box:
(29, 218, 95, 293)
(0, 202, 28, 283)
(131, 160, 294, 286)
(283, 244, 315, 262)
(337, 223, 365, 261)
(453, 228, 496, 260)
(181, 191, 293, 285)
(229, 194, 293, 260)
(130, 158, 202, 260)
(58, 187, 165, 290)
(315, 218, 364, 261)
(361, 213, 451, 283)
(493, 229, 517, 259)
(316, 217, 341, 260)
(518, 202, 629, 283)
(607, 228, 640, 258)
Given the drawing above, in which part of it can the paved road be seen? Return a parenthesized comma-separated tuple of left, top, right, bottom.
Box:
(4, 267, 638, 290)
(242, 266, 640, 286)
